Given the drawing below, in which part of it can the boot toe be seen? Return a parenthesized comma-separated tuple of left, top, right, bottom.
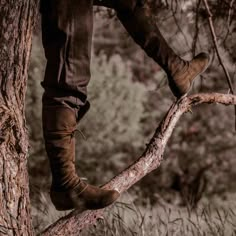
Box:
(101, 189, 120, 208)
(171, 52, 210, 98)
(85, 189, 120, 210)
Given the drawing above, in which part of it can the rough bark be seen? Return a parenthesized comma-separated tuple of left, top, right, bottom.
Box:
(0, 1, 37, 235)
(41, 93, 236, 236)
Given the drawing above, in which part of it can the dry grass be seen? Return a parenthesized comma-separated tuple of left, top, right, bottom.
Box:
(81, 193, 236, 236)
(31, 192, 236, 236)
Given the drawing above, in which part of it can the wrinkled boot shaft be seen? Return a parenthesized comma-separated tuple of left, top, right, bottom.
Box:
(42, 101, 79, 191)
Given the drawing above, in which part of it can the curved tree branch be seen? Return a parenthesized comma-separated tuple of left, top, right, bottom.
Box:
(41, 93, 236, 236)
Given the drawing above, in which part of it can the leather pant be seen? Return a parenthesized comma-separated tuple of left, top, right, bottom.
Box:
(40, 0, 181, 107)
(40, 0, 93, 107)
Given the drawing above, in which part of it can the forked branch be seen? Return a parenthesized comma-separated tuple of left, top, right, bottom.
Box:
(41, 93, 236, 236)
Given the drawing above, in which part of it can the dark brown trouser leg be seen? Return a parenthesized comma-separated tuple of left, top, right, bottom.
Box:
(113, 0, 184, 77)
(112, 0, 209, 97)
(40, 0, 93, 107)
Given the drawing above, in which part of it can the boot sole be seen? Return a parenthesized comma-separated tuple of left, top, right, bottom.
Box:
(54, 198, 119, 211)
(52, 192, 120, 211)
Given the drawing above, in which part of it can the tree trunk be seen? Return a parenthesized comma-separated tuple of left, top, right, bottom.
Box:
(0, 1, 37, 235)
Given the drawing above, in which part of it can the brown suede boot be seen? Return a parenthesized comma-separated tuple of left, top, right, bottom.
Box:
(168, 53, 210, 98)
(115, 1, 210, 98)
(42, 98, 119, 211)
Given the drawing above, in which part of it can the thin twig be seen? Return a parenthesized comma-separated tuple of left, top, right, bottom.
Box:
(203, 0, 234, 93)
(227, 0, 235, 27)
(202, 0, 236, 130)
(192, 0, 201, 56)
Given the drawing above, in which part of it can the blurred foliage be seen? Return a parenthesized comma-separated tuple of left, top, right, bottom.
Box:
(27, 0, 236, 223)
(75, 53, 149, 182)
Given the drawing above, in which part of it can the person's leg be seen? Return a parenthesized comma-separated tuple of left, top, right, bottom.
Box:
(94, 0, 209, 98)
(40, 0, 119, 210)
